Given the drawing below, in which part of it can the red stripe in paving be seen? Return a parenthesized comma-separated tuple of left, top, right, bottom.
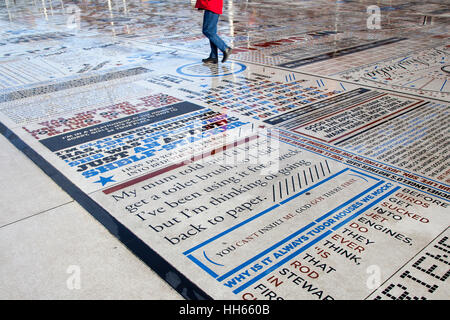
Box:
(103, 135, 259, 194)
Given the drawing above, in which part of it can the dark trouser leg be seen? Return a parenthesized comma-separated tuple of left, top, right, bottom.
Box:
(202, 10, 228, 59)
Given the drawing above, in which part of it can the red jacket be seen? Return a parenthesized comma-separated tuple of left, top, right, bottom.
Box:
(195, 0, 223, 15)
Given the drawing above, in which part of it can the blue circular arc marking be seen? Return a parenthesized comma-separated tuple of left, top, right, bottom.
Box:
(348, 173, 368, 182)
(203, 251, 224, 267)
(176, 62, 246, 77)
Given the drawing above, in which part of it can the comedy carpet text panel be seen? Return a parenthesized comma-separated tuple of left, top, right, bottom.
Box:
(1, 54, 448, 300)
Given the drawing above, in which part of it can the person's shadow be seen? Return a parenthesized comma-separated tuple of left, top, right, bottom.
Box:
(201, 62, 233, 112)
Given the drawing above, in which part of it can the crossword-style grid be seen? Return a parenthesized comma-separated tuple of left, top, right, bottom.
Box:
(0, 0, 449, 301)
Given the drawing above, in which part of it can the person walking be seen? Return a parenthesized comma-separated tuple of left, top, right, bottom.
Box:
(195, 0, 232, 64)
